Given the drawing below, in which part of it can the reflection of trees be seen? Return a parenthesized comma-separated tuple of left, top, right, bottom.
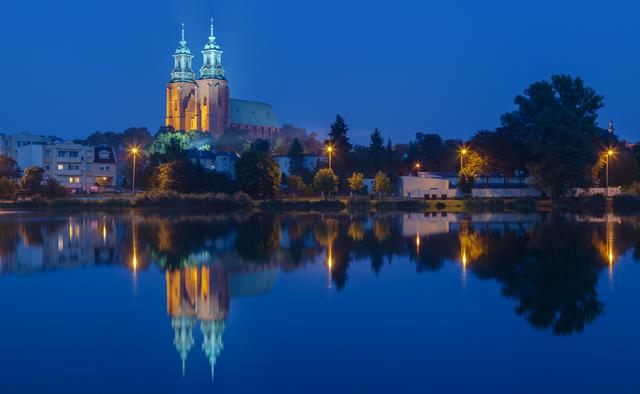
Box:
(0, 221, 19, 259)
(474, 217, 604, 335)
(412, 233, 458, 272)
(235, 214, 281, 263)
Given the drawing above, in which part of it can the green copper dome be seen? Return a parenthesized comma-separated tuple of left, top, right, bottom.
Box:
(171, 24, 196, 82)
(200, 19, 225, 80)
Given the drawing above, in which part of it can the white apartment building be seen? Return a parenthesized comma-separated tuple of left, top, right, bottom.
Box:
(41, 142, 117, 192)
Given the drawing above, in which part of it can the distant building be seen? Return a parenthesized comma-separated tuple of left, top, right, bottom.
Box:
(165, 22, 279, 139)
(42, 142, 117, 192)
(0, 132, 60, 162)
(273, 154, 328, 176)
(400, 172, 539, 199)
(186, 150, 239, 178)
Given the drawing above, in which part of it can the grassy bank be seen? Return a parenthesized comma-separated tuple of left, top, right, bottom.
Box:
(0, 191, 254, 211)
(1, 193, 635, 214)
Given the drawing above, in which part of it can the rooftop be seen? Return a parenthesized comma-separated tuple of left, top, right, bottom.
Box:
(230, 99, 279, 129)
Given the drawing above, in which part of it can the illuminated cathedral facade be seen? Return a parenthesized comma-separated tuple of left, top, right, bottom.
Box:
(165, 22, 279, 139)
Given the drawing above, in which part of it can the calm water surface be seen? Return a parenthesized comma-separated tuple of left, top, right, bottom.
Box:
(0, 211, 639, 393)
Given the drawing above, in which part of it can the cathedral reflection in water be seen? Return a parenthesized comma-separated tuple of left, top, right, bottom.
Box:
(165, 264, 277, 378)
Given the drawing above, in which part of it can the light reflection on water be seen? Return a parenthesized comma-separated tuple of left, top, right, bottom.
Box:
(0, 210, 638, 392)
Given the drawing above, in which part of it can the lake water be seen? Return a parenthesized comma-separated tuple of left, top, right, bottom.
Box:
(0, 211, 639, 393)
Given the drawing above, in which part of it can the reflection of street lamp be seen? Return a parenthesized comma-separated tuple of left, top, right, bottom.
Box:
(605, 149, 614, 198)
(326, 145, 334, 170)
(130, 147, 139, 195)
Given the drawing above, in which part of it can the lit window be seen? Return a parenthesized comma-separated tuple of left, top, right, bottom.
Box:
(69, 177, 73, 183)
(57, 164, 64, 171)
(74, 177, 80, 183)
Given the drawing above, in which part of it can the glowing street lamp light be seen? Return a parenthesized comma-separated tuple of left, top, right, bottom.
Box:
(326, 145, 334, 170)
(605, 148, 615, 198)
(130, 146, 139, 195)
(460, 148, 468, 169)
(414, 162, 421, 175)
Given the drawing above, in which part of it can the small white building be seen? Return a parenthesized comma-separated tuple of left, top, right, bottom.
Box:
(273, 154, 327, 176)
(400, 176, 450, 199)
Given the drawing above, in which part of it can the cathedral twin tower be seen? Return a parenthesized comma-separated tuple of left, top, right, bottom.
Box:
(165, 21, 279, 138)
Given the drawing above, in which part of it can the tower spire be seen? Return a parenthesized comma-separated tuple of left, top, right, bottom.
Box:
(170, 24, 195, 82)
(200, 18, 225, 80)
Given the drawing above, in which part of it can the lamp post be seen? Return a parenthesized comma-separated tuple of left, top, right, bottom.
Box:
(326, 146, 334, 170)
(460, 148, 468, 170)
(131, 147, 139, 195)
(414, 162, 421, 176)
(606, 149, 614, 198)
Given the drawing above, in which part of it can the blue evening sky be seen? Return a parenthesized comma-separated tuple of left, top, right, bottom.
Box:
(2, 0, 639, 144)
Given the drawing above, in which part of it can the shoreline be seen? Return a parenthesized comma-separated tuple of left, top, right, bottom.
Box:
(0, 193, 637, 214)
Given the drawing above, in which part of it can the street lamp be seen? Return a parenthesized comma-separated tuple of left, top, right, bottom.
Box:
(414, 162, 421, 176)
(460, 148, 468, 170)
(605, 149, 614, 198)
(130, 146, 139, 195)
(326, 145, 334, 170)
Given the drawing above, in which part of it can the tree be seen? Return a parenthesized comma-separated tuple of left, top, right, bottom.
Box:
(347, 172, 365, 194)
(595, 148, 639, 187)
(458, 151, 489, 195)
(501, 74, 604, 199)
(325, 115, 353, 178)
(373, 171, 391, 197)
(251, 139, 271, 154)
(287, 175, 305, 196)
(288, 138, 305, 176)
(40, 178, 69, 199)
(271, 125, 323, 156)
(235, 151, 281, 199)
(314, 168, 338, 198)
(368, 128, 385, 174)
(215, 127, 251, 153)
(408, 133, 461, 172)
(80, 127, 153, 149)
(0, 177, 17, 199)
(0, 156, 20, 179)
(470, 127, 528, 183)
(19, 167, 44, 196)
(155, 161, 193, 192)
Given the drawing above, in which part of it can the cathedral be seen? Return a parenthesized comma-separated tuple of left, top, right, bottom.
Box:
(165, 21, 279, 139)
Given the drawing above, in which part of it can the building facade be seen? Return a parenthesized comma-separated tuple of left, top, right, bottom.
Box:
(42, 142, 117, 192)
(186, 150, 239, 178)
(0, 132, 59, 161)
(165, 22, 279, 139)
(273, 155, 328, 176)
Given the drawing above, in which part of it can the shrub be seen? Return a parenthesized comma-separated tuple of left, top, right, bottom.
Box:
(0, 177, 17, 200)
(41, 179, 70, 199)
